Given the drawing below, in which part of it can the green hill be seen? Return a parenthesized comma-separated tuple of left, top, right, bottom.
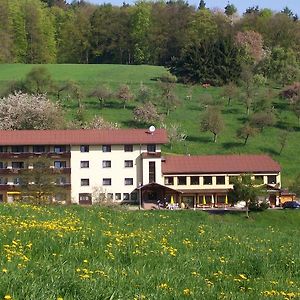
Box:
(0, 64, 299, 186)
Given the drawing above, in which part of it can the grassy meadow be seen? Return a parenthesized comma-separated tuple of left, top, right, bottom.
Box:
(0, 204, 300, 299)
(0, 64, 300, 185)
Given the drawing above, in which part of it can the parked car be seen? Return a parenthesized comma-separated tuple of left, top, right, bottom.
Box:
(282, 201, 300, 209)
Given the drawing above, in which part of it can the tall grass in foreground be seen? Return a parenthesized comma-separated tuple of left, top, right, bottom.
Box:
(0, 204, 299, 299)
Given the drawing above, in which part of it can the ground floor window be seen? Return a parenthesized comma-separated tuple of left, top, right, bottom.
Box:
(164, 177, 174, 185)
(79, 193, 92, 204)
(203, 176, 212, 185)
(216, 176, 225, 185)
(177, 176, 187, 185)
(190, 176, 199, 185)
(267, 175, 277, 184)
(130, 192, 138, 202)
(115, 193, 121, 200)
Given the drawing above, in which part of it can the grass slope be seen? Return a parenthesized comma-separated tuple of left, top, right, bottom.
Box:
(0, 204, 300, 299)
(0, 64, 299, 185)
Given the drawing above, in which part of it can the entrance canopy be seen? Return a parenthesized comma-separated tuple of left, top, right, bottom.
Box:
(137, 182, 181, 194)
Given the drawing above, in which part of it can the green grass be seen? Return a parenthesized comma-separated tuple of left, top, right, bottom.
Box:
(0, 204, 300, 299)
(0, 64, 300, 185)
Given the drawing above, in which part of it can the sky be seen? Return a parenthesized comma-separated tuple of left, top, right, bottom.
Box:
(78, 0, 300, 15)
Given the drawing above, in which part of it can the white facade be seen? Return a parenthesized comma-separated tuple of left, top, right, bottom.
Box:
(70, 144, 162, 203)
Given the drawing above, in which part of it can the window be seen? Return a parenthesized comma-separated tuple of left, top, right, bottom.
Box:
(0, 162, 3, 169)
(149, 161, 156, 183)
(56, 177, 66, 185)
(102, 160, 111, 168)
(124, 160, 133, 168)
(103, 178, 111, 186)
(147, 144, 156, 153)
(124, 144, 133, 152)
(13, 177, 21, 185)
(191, 176, 199, 185)
(102, 145, 111, 152)
(0, 146, 8, 153)
(203, 176, 212, 185)
(125, 178, 133, 185)
(80, 161, 89, 168)
(130, 192, 138, 202)
(79, 193, 92, 204)
(81, 179, 89, 186)
(11, 146, 25, 153)
(216, 176, 225, 185)
(178, 176, 187, 185)
(33, 145, 46, 153)
(115, 193, 121, 200)
(107, 193, 113, 200)
(164, 177, 174, 185)
(12, 162, 25, 169)
(0, 177, 7, 184)
(255, 176, 264, 184)
(80, 145, 89, 152)
(123, 193, 130, 201)
(54, 145, 66, 153)
(267, 175, 277, 184)
(54, 161, 66, 168)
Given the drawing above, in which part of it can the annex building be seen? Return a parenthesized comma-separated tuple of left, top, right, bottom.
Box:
(0, 128, 281, 206)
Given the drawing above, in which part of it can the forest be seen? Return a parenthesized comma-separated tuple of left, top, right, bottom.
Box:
(0, 0, 300, 79)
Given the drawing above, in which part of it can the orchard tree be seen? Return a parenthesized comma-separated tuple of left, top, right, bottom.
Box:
(89, 85, 111, 108)
(250, 111, 276, 131)
(200, 106, 224, 142)
(137, 83, 153, 103)
(133, 102, 162, 125)
(164, 123, 187, 150)
(221, 82, 238, 106)
(278, 130, 290, 155)
(117, 84, 134, 109)
(85, 116, 119, 129)
(237, 123, 258, 145)
(24, 66, 53, 94)
(0, 92, 65, 130)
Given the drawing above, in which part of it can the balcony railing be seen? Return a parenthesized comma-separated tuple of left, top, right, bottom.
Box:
(0, 152, 71, 159)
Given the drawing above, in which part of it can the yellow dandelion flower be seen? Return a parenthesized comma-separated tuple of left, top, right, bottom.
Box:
(239, 274, 247, 280)
(2, 268, 8, 273)
(4, 295, 12, 300)
(83, 259, 88, 263)
(183, 288, 192, 296)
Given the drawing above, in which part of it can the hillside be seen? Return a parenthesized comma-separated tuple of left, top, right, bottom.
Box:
(0, 64, 299, 185)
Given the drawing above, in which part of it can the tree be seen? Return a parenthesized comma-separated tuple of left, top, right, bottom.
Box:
(237, 123, 258, 145)
(221, 82, 238, 106)
(169, 38, 243, 85)
(24, 66, 53, 94)
(133, 102, 162, 125)
(235, 31, 265, 63)
(291, 95, 300, 126)
(161, 88, 180, 116)
(278, 130, 290, 155)
(19, 157, 64, 204)
(281, 6, 294, 18)
(240, 65, 255, 115)
(229, 175, 266, 218)
(137, 83, 153, 103)
(0, 92, 65, 130)
(224, 3, 237, 16)
(116, 84, 134, 109)
(164, 123, 187, 150)
(200, 107, 224, 142)
(250, 111, 276, 131)
(89, 85, 111, 108)
(84, 116, 119, 129)
(290, 174, 300, 197)
(198, 0, 206, 10)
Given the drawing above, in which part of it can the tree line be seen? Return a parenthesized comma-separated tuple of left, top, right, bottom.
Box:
(0, 0, 299, 71)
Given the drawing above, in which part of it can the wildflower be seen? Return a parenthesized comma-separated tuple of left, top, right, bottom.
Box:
(183, 288, 192, 296)
(2, 268, 8, 273)
(4, 296, 12, 300)
(83, 259, 88, 263)
(239, 274, 247, 280)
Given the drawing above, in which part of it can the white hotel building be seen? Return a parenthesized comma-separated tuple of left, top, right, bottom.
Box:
(0, 128, 281, 206)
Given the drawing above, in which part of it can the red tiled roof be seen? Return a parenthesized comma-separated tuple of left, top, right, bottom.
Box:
(162, 154, 281, 174)
(0, 129, 168, 145)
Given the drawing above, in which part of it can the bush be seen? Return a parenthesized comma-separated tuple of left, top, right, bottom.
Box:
(280, 82, 300, 100)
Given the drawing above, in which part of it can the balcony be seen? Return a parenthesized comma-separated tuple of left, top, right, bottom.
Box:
(0, 152, 71, 159)
(0, 184, 19, 191)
